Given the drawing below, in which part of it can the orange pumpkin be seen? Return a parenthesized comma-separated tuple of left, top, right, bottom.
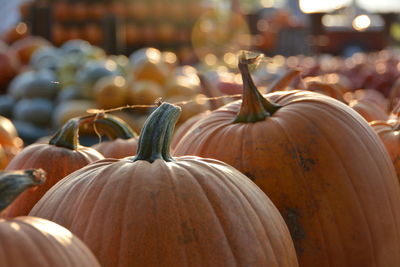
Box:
(30, 103, 298, 267)
(0, 169, 100, 267)
(174, 55, 400, 266)
(85, 114, 139, 159)
(171, 110, 211, 151)
(347, 99, 388, 122)
(3, 115, 104, 217)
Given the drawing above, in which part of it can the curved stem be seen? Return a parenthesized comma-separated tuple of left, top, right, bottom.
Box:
(198, 73, 224, 111)
(49, 114, 103, 150)
(133, 102, 181, 163)
(234, 54, 281, 123)
(82, 114, 137, 140)
(0, 169, 46, 213)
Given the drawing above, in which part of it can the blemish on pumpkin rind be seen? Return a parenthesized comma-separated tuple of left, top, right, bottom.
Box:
(178, 221, 198, 244)
(284, 207, 306, 254)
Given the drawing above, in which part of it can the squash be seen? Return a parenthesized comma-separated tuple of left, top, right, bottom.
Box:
(30, 102, 298, 267)
(0, 115, 22, 149)
(2, 115, 104, 217)
(9, 69, 59, 100)
(174, 55, 400, 266)
(10, 36, 51, 65)
(13, 98, 53, 126)
(0, 169, 100, 267)
(94, 75, 128, 109)
(129, 47, 170, 86)
(52, 99, 98, 128)
(75, 60, 119, 98)
(0, 95, 16, 118)
(85, 114, 139, 159)
(127, 80, 163, 108)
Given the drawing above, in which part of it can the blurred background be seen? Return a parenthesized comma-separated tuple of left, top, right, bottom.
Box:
(1, 0, 400, 146)
(3, 0, 400, 60)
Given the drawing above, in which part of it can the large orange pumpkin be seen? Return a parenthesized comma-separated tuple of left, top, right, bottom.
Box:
(0, 169, 100, 267)
(2, 115, 104, 217)
(174, 55, 400, 267)
(30, 103, 298, 267)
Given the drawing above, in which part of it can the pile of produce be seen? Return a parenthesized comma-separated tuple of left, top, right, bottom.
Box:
(3, 32, 400, 266)
(0, 37, 212, 144)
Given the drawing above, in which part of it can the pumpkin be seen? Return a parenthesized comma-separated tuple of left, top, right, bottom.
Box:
(127, 80, 163, 108)
(343, 88, 388, 112)
(93, 75, 128, 109)
(85, 114, 139, 159)
(347, 99, 388, 122)
(129, 47, 170, 86)
(174, 55, 400, 266)
(171, 110, 211, 151)
(0, 115, 23, 149)
(30, 102, 298, 267)
(2, 115, 104, 217)
(0, 168, 100, 267)
(370, 104, 400, 179)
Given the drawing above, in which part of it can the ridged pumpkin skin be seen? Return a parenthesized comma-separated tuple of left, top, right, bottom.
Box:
(171, 110, 210, 150)
(0, 216, 100, 267)
(30, 103, 298, 267)
(174, 90, 400, 267)
(3, 117, 104, 217)
(369, 120, 400, 179)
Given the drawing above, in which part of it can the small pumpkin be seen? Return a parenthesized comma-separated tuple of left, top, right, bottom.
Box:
(85, 114, 139, 159)
(347, 99, 388, 122)
(0, 168, 100, 267)
(3, 115, 104, 217)
(30, 102, 298, 267)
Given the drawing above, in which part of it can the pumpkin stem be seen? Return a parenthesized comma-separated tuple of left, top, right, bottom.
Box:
(0, 169, 46, 213)
(49, 114, 103, 150)
(81, 114, 137, 140)
(268, 69, 301, 93)
(234, 53, 281, 123)
(133, 102, 181, 163)
(198, 73, 224, 110)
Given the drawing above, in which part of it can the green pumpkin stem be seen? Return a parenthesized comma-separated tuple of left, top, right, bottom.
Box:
(49, 114, 103, 150)
(234, 54, 281, 123)
(0, 169, 46, 213)
(134, 102, 181, 163)
(82, 114, 137, 140)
